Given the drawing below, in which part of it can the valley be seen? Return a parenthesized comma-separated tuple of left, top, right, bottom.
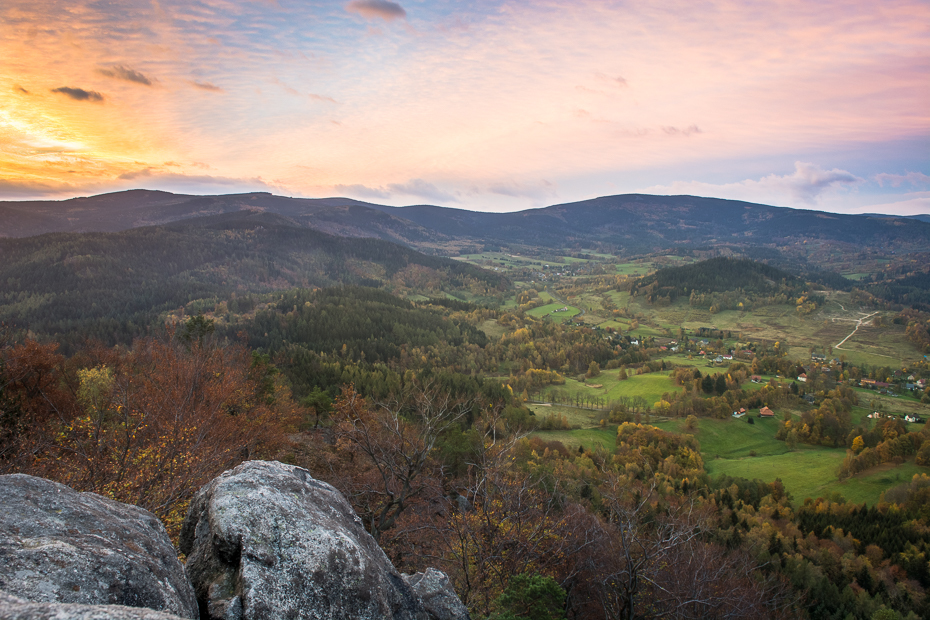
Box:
(2, 191, 929, 619)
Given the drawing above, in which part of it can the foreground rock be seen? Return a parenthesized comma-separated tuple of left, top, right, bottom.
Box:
(181, 460, 457, 620)
(0, 474, 198, 619)
(0, 591, 189, 620)
(402, 569, 471, 620)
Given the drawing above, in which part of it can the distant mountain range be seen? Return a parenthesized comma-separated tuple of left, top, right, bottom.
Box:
(3, 190, 929, 256)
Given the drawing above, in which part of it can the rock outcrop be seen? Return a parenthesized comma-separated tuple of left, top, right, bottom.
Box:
(181, 460, 453, 620)
(402, 569, 471, 620)
(0, 474, 198, 619)
(0, 591, 189, 620)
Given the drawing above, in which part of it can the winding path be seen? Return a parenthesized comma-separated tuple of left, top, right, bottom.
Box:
(834, 311, 878, 350)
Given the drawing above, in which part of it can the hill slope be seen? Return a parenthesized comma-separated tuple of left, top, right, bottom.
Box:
(4, 192, 929, 258)
(0, 211, 506, 348)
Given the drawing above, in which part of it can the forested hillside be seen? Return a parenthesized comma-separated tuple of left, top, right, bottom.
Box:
(629, 257, 820, 312)
(5, 191, 930, 260)
(0, 211, 505, 349)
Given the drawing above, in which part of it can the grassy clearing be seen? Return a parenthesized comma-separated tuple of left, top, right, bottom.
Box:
(526, 303, 581, 322)
(478, 319, 506, 340)
(615, 262, 651, 277)
(707, 448, 848, 503)
(539, 372, 681, 408)
(652, 415, 927, 505)
(831, 461, 925, 505)
(527, 403, 599, 428)
(529, 428, 616, 451)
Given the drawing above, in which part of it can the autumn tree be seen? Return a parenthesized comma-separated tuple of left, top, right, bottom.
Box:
(49, 334, 295, 535)
(330, 381, 474, 543)
(0, 338, 74, 475)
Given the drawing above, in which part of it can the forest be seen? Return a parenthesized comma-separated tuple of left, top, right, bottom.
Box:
(3, 203, 930, 619)
(4, 294, 930, 619)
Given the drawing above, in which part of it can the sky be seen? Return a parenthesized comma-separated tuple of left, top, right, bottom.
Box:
(1, 0, 928, 214)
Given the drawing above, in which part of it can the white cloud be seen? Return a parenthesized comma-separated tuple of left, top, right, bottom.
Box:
(642, 161, 864, 207)
(873, 172, 930, 188)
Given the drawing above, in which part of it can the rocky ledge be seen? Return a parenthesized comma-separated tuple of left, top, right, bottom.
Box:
(0, 462, 469, 620)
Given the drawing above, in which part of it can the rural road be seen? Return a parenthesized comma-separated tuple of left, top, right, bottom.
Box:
(834, 311, 878, 350)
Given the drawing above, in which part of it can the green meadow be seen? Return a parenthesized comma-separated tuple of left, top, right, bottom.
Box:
(537, 371, 681, 408)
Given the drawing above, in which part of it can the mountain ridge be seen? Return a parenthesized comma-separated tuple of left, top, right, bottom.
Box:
(2, 190, 929, 257)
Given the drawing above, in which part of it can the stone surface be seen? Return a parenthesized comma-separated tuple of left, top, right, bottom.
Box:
(0, 591, 189, 620)
(0, 474, 198, 619)
(402, 569, 471, 620)
(180, 460, 430, 620)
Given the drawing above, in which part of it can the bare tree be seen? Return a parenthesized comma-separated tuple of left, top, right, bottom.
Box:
(330, 381, 473, 542)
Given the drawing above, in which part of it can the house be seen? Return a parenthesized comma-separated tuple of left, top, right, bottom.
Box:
(861, 379, 876, 387)
(803, 394, 816, 404)
(798, 373, 808, 383)
(750, 375, 762, 383)
(759, 406, 775, 417)
(811, 353, 826, 361)
(904, 414, 920, 423)
(732, 410, 745, 418)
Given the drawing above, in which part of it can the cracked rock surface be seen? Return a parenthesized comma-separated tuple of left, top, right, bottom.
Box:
(0, 474, 198, 619)
(180, 460, 431, 620)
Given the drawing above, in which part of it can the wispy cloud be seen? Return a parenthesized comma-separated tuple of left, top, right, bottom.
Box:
(97, 65, 155, 86)
(874, 172, 930, 188)
(661, 125, 702, 137)
(595, 73, 628, 87)
(642, 162, 864, 206)
(190, 81, 223, 92)
(387, 179, 457, 203)
(334, 183, 390, 199)
(50, 87, 104, 102)
(345, 0, 406, 22)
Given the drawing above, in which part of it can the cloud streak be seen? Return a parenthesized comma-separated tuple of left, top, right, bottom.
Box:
(345, 0, 406, 22)
(190, 81, 223, 92)
(50, 87, 104, 102)
(97, 65, 155, 86)
(642, 162, 865, 206)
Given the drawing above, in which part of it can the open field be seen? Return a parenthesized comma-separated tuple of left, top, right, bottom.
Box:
(614, 262, 651, 277)
(650, 414, 927, 504)
(527, 403, 600, 428)
(528, 427, 617, 452)
(526, 302, 581, 322)
(538, 371, 682, 409)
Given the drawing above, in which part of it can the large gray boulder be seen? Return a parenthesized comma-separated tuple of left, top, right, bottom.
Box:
(180, 460, 431, 620)
(402, 569, 471, 620)
(0, 474, 198, 619)
(0, 591, 189, 620)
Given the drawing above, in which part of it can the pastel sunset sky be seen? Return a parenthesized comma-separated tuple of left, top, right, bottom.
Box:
(1, 0, 928, 214)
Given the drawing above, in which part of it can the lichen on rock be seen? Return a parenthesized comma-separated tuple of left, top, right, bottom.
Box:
(180, 460, 437, 620)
